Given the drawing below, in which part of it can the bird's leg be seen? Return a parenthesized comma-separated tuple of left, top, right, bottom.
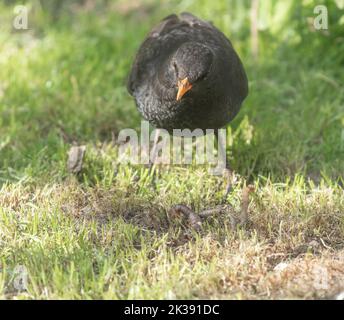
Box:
(149, 128, 161, 170)
(223, 157, 234, 203)
(148, 129, 161, 186)
(215, 129, 234, 203)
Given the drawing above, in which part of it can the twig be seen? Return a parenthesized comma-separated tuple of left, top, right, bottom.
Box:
(319, 238, 333, 251)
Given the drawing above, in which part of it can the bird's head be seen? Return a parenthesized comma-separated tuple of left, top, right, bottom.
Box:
(171, 42, 214, 101)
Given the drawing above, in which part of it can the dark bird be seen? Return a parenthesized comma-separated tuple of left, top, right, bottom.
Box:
(127, 12, 248, 132)
(127, 12, 248, 205)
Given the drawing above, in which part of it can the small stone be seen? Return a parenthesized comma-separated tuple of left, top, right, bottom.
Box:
(165, 290, 176, 300)
(274, 262, 289, 272)
(335, 291, 344, 300)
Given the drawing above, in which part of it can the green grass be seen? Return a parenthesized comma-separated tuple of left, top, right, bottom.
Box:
(0, 0, 344, 299)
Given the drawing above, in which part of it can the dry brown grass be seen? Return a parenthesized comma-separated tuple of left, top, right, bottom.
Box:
(1, 175, 343, 299)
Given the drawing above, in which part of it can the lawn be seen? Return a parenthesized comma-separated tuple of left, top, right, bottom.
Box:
(0, 0, 343, 299)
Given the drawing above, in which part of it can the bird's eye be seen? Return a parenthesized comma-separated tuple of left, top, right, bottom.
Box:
(173, 62, 178, 73)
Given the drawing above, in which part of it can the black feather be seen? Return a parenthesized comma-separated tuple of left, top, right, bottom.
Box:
(127, 12, 248, 132)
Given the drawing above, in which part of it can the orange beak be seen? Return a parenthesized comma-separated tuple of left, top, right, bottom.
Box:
(176, 77, 192, 101)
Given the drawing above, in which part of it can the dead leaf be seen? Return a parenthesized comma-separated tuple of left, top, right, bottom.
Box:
(67, 145, 86, 174)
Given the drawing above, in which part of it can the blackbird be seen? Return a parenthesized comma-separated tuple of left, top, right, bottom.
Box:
(128, 12, 248, 132)
(127, 12, 248, 203)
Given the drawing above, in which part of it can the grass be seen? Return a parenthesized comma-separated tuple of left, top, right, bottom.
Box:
(0, 0, 344, 299)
